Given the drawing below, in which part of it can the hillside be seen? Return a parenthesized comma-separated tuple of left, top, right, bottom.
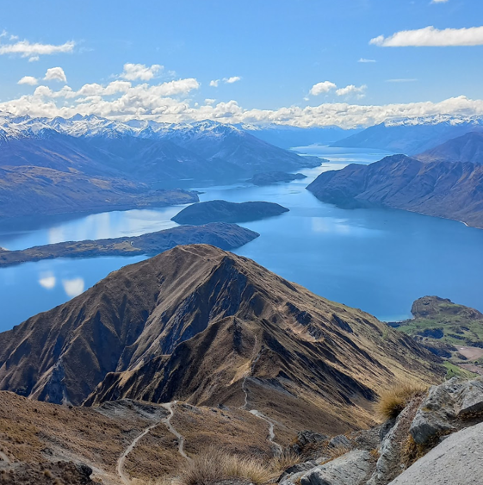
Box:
(0, 392, 275, 485)
(332, 120, 483, 155)
(416, 131, 483, 164)
(0, 165, 198, 218)
(0, 116, 319, 217)
(171, 200, 289, 225)
(0, 245, 442, 435)
(306, 154, 483, 229)
(389, 296, 483, 376)
(0, 223, 258, 267)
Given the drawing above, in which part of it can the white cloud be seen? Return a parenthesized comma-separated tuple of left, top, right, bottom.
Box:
(62, 278, 85, 298)
(6, 63, 483, 129)
(28, 56, 39, 62)
(358, 58, 376, 63)
(18, 76, 38, 86)
(223, 76, 241, 84)
(336, 84, 367, 97)
(210, 77, 241, 87)
(0, 39, 75, 57)
(371, 26, 483, 47)
(309, 81, 337, 96)
(120, 63, 163, 81)
(44, 67, 67, 83)
(432, 0, 449, 3)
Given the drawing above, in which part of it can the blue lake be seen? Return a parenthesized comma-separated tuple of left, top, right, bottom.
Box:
(1, 145, 482, 331)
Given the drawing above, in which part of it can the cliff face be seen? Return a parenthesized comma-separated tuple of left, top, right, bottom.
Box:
(0, 245, 442, 432)
(307, 155, 483, 228)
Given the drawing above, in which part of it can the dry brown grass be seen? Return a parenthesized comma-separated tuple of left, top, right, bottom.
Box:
(177, 447, 276, 485)
(271, 449, 302, 472)
(375, 382, 428, 420)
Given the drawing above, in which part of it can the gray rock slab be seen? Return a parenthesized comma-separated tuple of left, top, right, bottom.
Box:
(300, 450, 372, 485)
(389, 421, 483, 485)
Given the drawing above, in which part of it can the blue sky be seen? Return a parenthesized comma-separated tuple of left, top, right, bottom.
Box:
(0, 0, 482, 127)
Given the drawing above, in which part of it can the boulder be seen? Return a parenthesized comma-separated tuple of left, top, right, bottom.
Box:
(409, 379, 457, 444)
(300, 450, 372, 485)
(409, 377, 483, 444)
(456, 379, 483, 417)
(367, 398, 421, 485)
(291, 431, 328, 454)
(328, 435, 351, 449)
(388, 421, 483, 485)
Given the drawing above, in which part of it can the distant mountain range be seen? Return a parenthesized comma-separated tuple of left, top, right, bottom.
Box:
(243, 125, 359, 149)
(0, 114, 320, 218)
(333, 119, 483, 155)
(416, 131, 483, 164)
(307, 154, 483, 228)
(0, 245, 441, 433)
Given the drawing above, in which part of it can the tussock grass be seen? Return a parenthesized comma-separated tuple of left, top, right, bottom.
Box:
(376, 382, 428, 420)
(177, 447, 274, 485)
(272, 449, 302, 471)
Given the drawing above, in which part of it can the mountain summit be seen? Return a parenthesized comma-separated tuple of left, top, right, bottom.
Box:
(0, 245, 442, 432)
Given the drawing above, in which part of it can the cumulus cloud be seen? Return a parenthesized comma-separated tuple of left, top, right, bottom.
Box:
(336, 84, 367, 97)
(5, 64, 483, 129)
(209, 80, 219, 87)
(432, 0, 449, 3)
(0, 39, 75, 57)
(18, 76, 38, 86)
(44, 67, 67, 83)
(223, 76, 241, 84)
(120, 63, 163, 81)
(371, 26, 483, 47)
(309, 81, 337, 96)
(358, 58, 376, 63)
(28, 56, 39, 62)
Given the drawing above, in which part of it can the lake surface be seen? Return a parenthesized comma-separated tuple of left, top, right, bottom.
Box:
(1, 145, 482, 331)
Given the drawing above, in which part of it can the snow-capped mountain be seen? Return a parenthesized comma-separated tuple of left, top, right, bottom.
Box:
(333, 117, 483, 155)
(0, 112, 321, 187)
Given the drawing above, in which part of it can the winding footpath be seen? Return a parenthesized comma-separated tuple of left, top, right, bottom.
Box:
(240, 338, 283, 457)
(161, 402, 192, 462)
(116, 401, 191, 484)
(117, 422, 159, 485)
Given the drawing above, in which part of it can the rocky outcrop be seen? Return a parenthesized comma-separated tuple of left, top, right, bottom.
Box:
(410, 377, 483, 445)
(300, 450, 372, 485)
(171, 200, 289, 225)
(389, 421, 483, 485)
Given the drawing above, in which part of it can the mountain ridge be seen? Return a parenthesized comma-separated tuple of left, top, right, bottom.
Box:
(0, 244, 443, 434)
(306, 154, 483, 229)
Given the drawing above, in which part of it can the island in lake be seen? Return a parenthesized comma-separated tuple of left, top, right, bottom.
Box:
(249, 171, 307, 186)
(171, 200, 289, 225)
(0, 223, 259, 267)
